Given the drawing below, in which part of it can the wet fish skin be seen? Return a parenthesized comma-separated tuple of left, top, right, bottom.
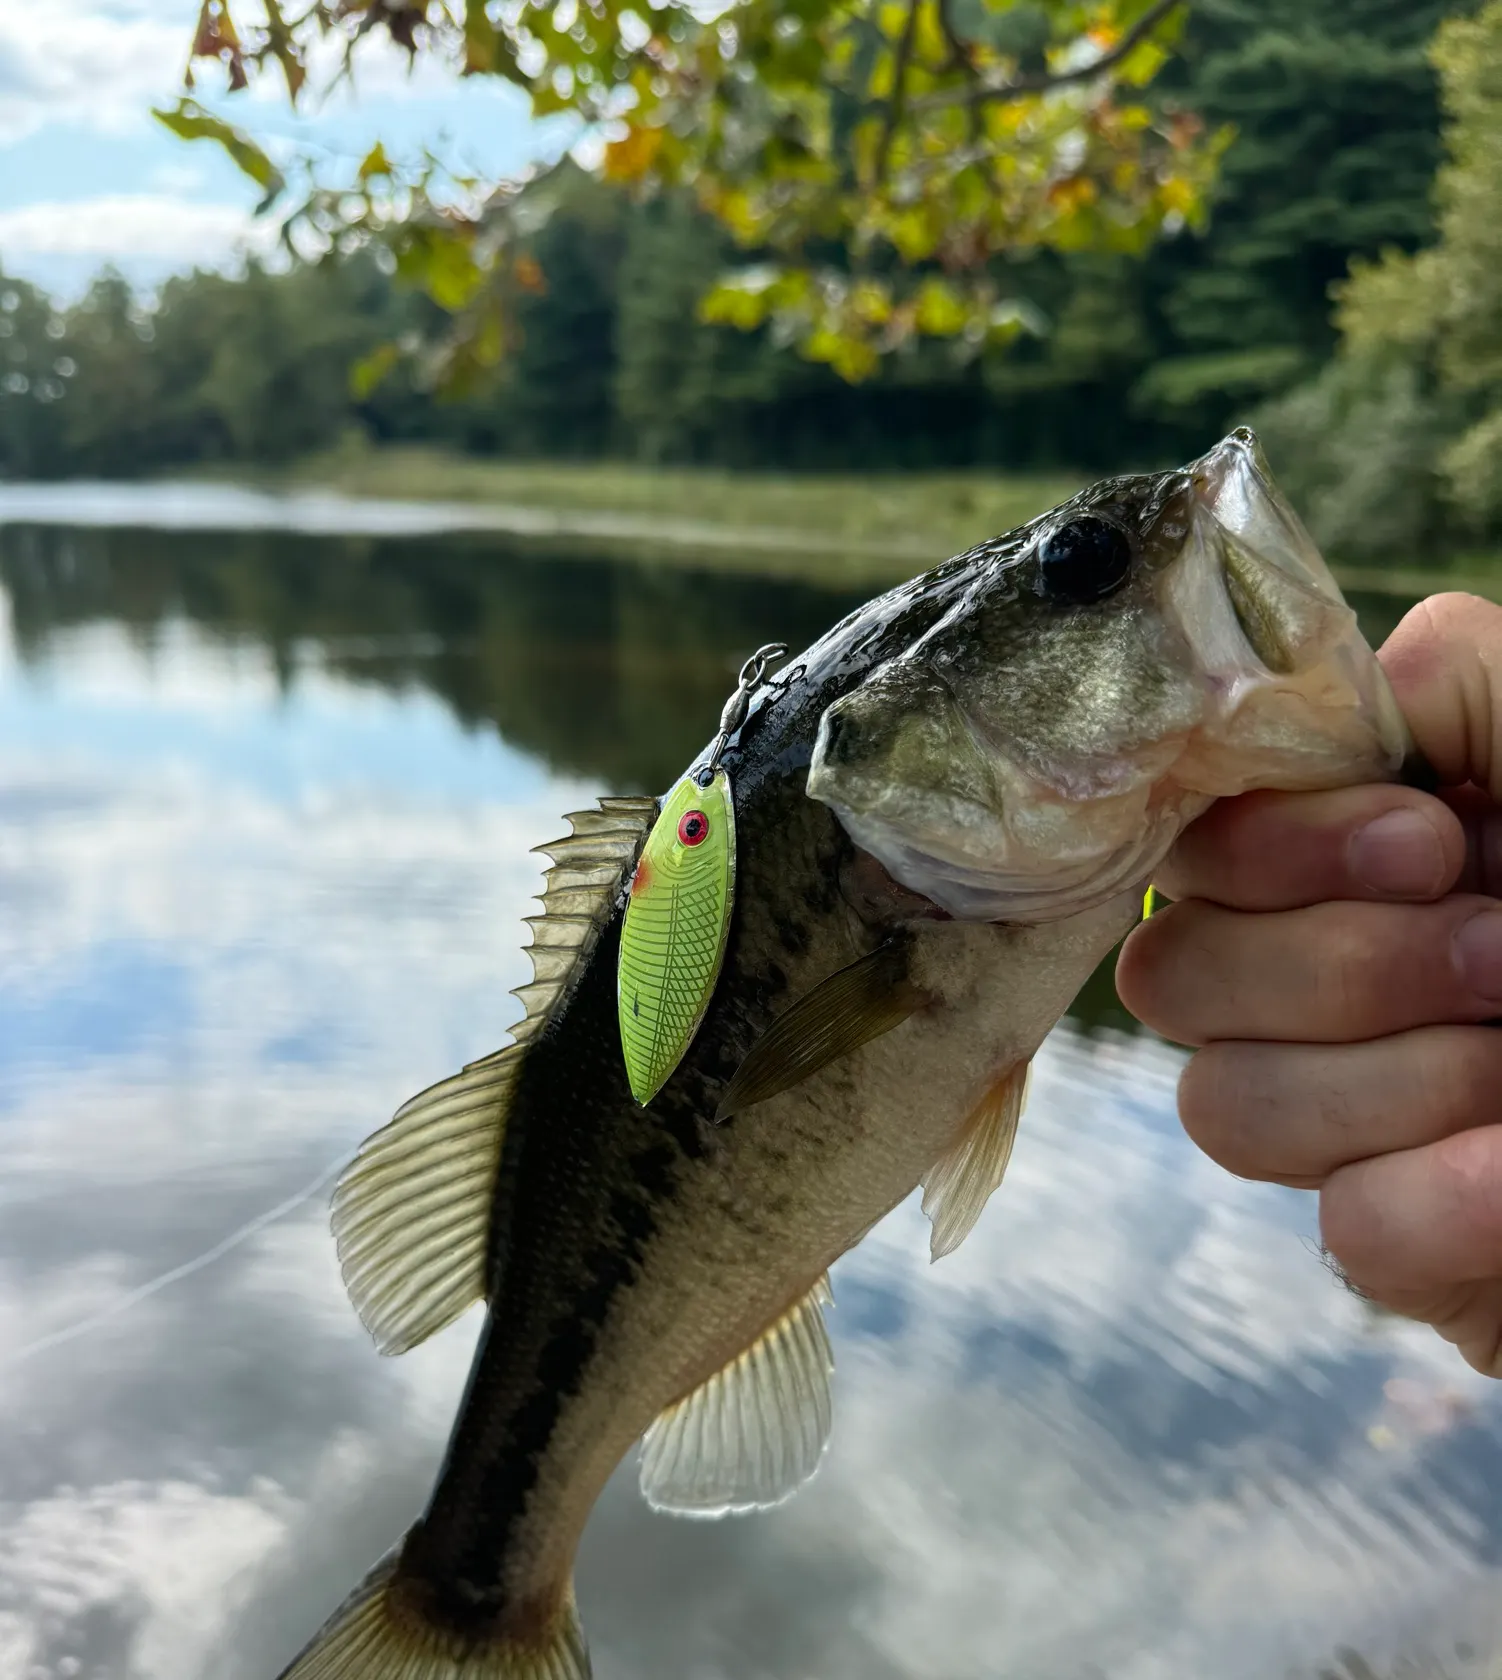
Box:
(276, 431, 1408, 1680)
(807, 430, 1407, 924)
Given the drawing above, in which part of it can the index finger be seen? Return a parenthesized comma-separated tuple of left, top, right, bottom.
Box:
(1155, 784, 1463, 911)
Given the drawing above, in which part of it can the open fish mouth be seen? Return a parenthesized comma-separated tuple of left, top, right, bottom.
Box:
(1165, 426, 1412, 798)
(807, 429, 1413, 926)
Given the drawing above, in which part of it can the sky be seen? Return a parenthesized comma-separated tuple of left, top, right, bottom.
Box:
(0, 0, 551, 298)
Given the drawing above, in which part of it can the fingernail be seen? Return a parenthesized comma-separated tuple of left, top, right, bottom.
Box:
(1454, 910, 1502, 1005)
(1349, 808, 1446, 898)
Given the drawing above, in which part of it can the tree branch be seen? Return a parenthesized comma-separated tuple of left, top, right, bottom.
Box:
(873, 0, 922, 185)
(912, 0, 1186, 115)
(936, 0, 975, 76)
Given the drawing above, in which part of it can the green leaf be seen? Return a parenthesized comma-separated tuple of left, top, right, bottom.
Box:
(350, 341, 401, 399)
(393, 226, 485, 311)
(153, 99, 285, 211)
(913, 277, 968, 336)
(699, 271, 778, 330)
(804, 327, 879, 382)
(357, 142, 392, 182)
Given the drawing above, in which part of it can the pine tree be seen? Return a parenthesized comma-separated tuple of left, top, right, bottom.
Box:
(1134, 0, 1469, 433)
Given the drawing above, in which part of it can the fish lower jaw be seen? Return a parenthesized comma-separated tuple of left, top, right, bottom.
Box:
(832, 799, 1195, 926)
(1163, 694, 1406, 799)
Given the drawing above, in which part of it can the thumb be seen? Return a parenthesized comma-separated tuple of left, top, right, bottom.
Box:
(1381, 593, 1502, 799)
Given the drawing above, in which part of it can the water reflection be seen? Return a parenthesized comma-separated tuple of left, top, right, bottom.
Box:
(0, 511, 1498, 1680)
(0, 523, 863, 793)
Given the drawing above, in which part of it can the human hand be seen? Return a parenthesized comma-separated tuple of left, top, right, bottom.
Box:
(1117, 592, 1502, 1376)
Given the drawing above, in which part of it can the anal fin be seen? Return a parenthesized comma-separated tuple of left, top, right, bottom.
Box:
(921, 1061, 1031, 1261)
(639, 1276, 835, 1517)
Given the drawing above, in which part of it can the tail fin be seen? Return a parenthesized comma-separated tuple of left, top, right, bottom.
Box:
(277, 1552, 590, 1680)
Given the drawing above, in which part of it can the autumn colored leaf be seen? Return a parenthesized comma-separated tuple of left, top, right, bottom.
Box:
(603, 126, 665, 183)
(159, 0, 1220, 381)
(513, 253, 546, 295)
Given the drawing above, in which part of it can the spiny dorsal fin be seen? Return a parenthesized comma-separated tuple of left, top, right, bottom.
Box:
(333, 796, 656, 1356)
(921, 1060, 1031, 1262)
(638, 1276, 834, 1517)
(714, 940, 926, 1122)
(522, 795, 660, 1027)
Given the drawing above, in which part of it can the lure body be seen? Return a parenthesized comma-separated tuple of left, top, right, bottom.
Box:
(617, 770, 736, 1104)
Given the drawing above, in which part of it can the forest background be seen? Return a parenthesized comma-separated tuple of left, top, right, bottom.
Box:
(2, 0, 1500, 570)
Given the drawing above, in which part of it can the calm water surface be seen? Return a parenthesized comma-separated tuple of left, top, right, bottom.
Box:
(0, 493, 1498, 1680)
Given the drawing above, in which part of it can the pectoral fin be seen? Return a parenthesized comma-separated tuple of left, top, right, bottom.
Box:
(921, 1060, 1031, 1261)
(714, 941, 927, 1122)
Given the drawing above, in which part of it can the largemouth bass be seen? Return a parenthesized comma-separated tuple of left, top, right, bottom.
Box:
(279, 429, 1410, 1680)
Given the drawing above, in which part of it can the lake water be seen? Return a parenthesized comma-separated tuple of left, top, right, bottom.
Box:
(0, 490, 1498, 1680)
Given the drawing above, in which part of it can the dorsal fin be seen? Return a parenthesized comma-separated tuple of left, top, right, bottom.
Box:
(333, 796, 657, 1355)
(638, 1276, 835, 1517)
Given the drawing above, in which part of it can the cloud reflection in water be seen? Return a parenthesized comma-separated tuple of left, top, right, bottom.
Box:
(0, 540, 1496, 1680)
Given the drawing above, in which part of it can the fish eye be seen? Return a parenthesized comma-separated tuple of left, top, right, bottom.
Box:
(1038, 515, 1134, 604)
(677, 809, 710, 846)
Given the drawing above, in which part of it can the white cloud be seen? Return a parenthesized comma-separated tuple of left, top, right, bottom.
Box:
(0, 1477, 292, 1678)
(146, 160, 207, 193)
(0, 1, 190, 145)
(0, 0, 510, 148)
(0, 193, 269, 264)
(0, 2, 546, 289)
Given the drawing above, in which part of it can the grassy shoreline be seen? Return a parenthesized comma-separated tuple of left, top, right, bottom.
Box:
(224, 444, 1502, 599)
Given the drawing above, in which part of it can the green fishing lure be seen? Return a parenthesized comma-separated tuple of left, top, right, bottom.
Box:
(618, 644, 785, 1105)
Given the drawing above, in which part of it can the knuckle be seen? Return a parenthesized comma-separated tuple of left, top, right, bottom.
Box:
(1177, 1047, 1262, 1176)
(1418, 592, 1501, 639)
(1318, 1165, 1387, 1287)
(1312, 918, 1384, 1032)
(1385, 593, 1502, 692)
(1426, 1127, 1502, 1258)
(1169, 792, 1281, 905)
(1428, 1029, 1502, 1130)
(1116, 907, 1198, 1031)
(1202, 795, 1271, 895)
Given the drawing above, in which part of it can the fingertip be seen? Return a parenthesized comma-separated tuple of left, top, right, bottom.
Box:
(1346, 798, 1463, 902)
(1175, 1045, 1246, 1174)
(1114, 906, 1203, 1046)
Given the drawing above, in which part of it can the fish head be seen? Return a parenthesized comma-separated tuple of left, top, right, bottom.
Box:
(805, 428, 1412, 923)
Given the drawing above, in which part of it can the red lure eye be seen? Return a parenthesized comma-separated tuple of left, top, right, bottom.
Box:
(677, 809, 710, 846)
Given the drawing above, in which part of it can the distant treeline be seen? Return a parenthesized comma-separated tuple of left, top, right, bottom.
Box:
(0, 2, 1473, 497)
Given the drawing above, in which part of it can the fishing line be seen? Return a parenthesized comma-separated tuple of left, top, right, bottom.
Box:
(3, 1147, 354, 1368)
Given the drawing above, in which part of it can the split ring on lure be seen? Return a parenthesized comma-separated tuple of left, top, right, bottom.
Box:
(617, 643, 788, 1105)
